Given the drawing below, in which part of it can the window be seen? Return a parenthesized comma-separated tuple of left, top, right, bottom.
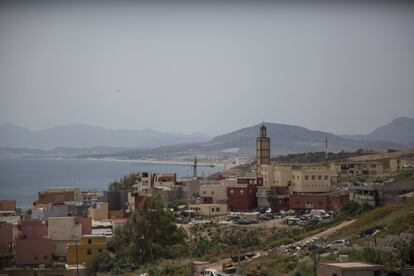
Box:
(230, 189, 234, 194)
(305, 176, 309, 180)
(324, 175, 328, 180)
(318, 175, 322, 180)
(211, 191, 215, 195)
(311, 175, 315, 180)
(216, 208, 220, 212)
(88, 239, 92, 244)
(203, 191, 206, 195)
(87, 249, 92, 255)
(240, 190, 244, 194)
(98, 249, 102, 253)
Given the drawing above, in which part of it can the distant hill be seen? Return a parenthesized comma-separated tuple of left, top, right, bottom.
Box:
(343, 117, 414, 146)
(0, 123, 210, 150)
(101, 122, 403, 160)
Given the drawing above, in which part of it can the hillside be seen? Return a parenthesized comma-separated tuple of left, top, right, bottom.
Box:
(344, 117, 414, 146)
(96, 122, 403, 160)
(0, 123, 210, 150)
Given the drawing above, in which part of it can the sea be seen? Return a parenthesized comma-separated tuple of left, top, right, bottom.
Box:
(0, 158, 223, 209)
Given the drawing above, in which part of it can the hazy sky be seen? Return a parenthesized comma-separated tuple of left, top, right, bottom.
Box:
(1, 1, 414, 136)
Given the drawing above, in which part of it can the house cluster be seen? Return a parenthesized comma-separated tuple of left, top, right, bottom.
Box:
(0, 188, 109, 275)
(1, 125, 414, 275)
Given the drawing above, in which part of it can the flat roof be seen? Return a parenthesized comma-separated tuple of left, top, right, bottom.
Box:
(322, 262, 383, 269)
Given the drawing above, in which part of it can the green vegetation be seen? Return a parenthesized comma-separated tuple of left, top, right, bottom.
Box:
(108, 173, 139, 191)
(332, 199, 414, 241)
(238, 252, 297, 276)
(270, 149, 370, 164)
(395, 168, 414, 180)
(90, 196, 187, 274)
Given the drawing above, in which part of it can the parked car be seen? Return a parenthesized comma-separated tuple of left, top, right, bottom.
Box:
(237, 218, 251, 225)
(326, 239, 351, 250)
(201, 269, 223, 276)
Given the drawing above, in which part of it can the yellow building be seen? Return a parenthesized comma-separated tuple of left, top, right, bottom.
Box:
(260, 164, 337, 193)
(389, 158, 414, 173)
(330, 161, 384, 177)
(67, 235, 106, 265)
(189, 204, 228, 217)
(88, 202, 108, 220)
(291, 169, 337, 193)
(199, 184, 227, 204)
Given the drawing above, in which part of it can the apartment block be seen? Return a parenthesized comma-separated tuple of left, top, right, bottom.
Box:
(227, 183, 257, 211)
(330, 161, 384, 177)
(389, 157, 414, 173)
(200, 183, 227, 204)
(67, 235, 106, 265)
(291, 169, 337, 193)
(289, 192, 348, 211)
(153, 173, 176, 188)
(48, 217, 82, 257)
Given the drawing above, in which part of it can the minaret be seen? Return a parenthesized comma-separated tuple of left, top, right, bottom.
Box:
(192, 156, 198, 178)
(256, 124, 270, 175)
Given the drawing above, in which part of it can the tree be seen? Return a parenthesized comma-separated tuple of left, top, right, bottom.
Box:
(108, 173, 140, 191)
(394, 239, 411, 273)
(112, 195, 187, 271)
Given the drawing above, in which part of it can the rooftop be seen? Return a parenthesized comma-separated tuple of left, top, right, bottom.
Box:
(322, 262, 383, 269)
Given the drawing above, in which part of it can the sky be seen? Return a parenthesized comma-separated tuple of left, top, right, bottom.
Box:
(1, 0, 414, 136)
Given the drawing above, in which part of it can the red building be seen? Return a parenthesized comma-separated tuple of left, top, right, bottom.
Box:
(227, 184, 257, 211)
(15, 238, 53, 265)
(288, 193, 349, 211)
(268, 186, 290, 211)
(76, 217, 92, 235)
(0, 222, 13, 254)
(0, 200, 16, 212)
(19, 220, 48, 239)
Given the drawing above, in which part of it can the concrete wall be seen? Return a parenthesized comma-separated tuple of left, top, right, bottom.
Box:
(0, 200, 16, 211)
(291, 170, 336, 193)
(0, 222, 13, 254)
(20, 220, 48, 239)
(200, 184, 227, 202)
(88, 202, 108, 220)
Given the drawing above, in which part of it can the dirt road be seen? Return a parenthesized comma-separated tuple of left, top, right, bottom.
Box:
(293, 219, 356, 246)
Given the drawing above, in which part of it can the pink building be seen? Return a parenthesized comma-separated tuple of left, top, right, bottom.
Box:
(15, 238, 53, 265)
(19, 220, 48, 239)
(0, 222, 13, 254)
(76, 217, 92, 235)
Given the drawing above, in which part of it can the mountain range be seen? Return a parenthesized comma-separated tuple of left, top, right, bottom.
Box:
(0, 117, 413, 159)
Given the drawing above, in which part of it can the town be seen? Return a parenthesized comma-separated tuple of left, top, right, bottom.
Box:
(1, 125, 414, 276)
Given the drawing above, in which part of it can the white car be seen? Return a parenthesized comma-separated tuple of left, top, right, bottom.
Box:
(327, 239, 351, 250)
(201, 269, 224, 276)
